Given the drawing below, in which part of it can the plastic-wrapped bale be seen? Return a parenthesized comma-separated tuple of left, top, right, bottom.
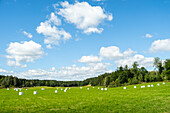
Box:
(105, 88, 107, 91)
(101, 88, 104, 90)
(141, 86, 145, 88)
(19, 92, 23, 95)
(93, 87, 94, 88)
(151, 84, 154, 87)
(55, 90, 58, 93)
(134, 86, 136, 88)
(163, 82, 165, 85)
(87, 88, 89, 90)
(15, 88, 18, 91)
(41, 88, 45, 90)
(148, 85, 150, 87)
(26, 89, 28, 90)
(98, 87, 100, 89)
(33, 91, 37, 95)
(80, 87, 82, 89)
(157, 83, 160, 86)
(123, 87, 126, 89)
(61, 88, 63, 91)
(64, 90, 67, 92)
(7, 88, 9, 90)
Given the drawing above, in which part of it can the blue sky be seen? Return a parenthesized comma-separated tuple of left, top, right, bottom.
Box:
(0, 0, 170, 81)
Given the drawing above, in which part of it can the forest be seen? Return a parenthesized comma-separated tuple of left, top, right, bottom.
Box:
(0, 58, 170, 88)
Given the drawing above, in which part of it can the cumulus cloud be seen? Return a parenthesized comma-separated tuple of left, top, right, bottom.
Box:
(36, 12, 71, 47)
(6, 40, 44, 67)
(48, 12, 61, 26)
(115, 54, 154, 68)
(83, 28, 103, 34)
(99, 46, 135, 59)
(78, 55, 102, 63)
(57, 1, 112, 34)
(23, 31, 32, 38)
(145, 33, 153, 38)
(150, 39, 170, 53)
(17, 63, 112, 81)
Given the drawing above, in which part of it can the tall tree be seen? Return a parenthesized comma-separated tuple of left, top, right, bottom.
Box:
(131, 61, 139, 79)
(153, 57, 164, 75)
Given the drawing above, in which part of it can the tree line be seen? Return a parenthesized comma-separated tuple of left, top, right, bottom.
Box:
(0, 58, 170, 88)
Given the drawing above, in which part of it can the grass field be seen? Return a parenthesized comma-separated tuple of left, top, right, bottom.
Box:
(0, 82, 169, 113)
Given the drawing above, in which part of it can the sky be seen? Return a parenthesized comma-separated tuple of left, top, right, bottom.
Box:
(0, 0, 170, 81)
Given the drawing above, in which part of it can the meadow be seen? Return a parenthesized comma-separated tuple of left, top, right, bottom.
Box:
(0, 82, 169, 113)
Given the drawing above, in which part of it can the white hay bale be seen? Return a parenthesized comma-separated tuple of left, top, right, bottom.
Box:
(98, 87, 100, 89)
(157, 83, 160, 86)
(141, 86, 145, 88)
(15, 88, 18, 91)
(64, 90, 67, 92)
(26, 89, 27, 90)
(101, 88, 104, 90)
(7, 88, 9, 90)
(55, 90, 58, 93)
(148, 85, 150, 87)
(61, 88, 63, 90)
(33, 91, 37, 95)
(93, 87, 94, 88)
(163, 82, 165, 85)
(19, 92, 23, 95)
(134, 86, 136, 88)
(123, 87, 126, 89)
(57, 88, 58, 90)
(151, 84, 154, 87)
(69, 88, 70, 89)
(105, 88, 107, 91)
(41, 88, 45, 90)
(87, 88, 89, 90)
(80, 87, 82, 89)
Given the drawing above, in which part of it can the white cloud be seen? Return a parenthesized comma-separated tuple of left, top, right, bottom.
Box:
(46, 44, 52, 49)
(115, 54, 154, 68)
(57, 1, 112, 34)
(51, 67, 56, 71)
(78, 55, 102, 63)
(83, 27, 103, 34)
(7, 60, 27, 68)
(99, 46, 135, 59)
(107, 14, 113, 21)
(48, 12, 61, 26)
(36, 12, 71, 47)
(145, 33, 153, 38)
(0, 68, 13, 74)
(23, 31, 32, 38)
(17, 63, 112, 81)
(100, 46, 123, 59)
(150, 39, 170, 52)
(93, 0, 105, 1)
(6, 40, 44, 67)
(123, 48, 136, 57)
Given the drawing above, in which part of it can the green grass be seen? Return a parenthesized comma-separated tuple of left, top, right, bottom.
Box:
(0, 82, 170, 113)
